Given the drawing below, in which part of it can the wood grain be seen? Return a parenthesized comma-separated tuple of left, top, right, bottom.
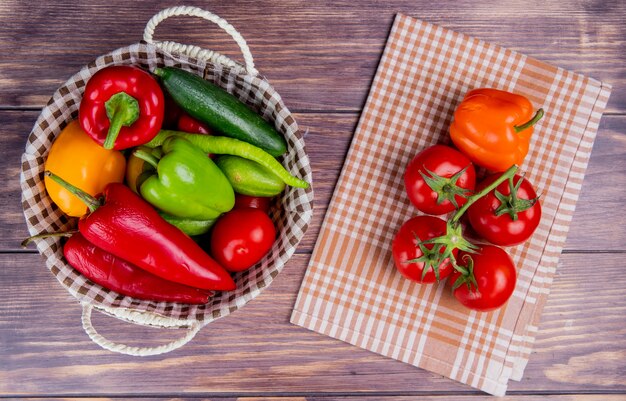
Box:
(2, 111, 624, 252)
(1, 0, 625, 398)
(1, 252, 624, 395)
(0, 0, 624, 113)
(12, 393, 626, 401)
(11, 397, 626, 401)
(234, 397, 626, 401)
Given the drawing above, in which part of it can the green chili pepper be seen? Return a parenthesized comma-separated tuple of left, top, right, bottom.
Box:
(134, 137, 235, 220)
(215, 155, 286, 197)
(145, 130, 309, 189)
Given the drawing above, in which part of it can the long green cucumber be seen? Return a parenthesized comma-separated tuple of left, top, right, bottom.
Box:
(154, 67, 287, 157)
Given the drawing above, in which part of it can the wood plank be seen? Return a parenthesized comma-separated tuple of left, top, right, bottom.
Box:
(233, 397, 626, 401)
(236, 397, 626, 401)
(10, 396, 626, 401)
(2, 111, 624, 252)
(1, 252, 624, 395)
(0, 1, 624, 112)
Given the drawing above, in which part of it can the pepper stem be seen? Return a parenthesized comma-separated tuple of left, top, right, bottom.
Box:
(450, 164, 518, 225)
(45, 171, 101, 213)
(514, 108, 544, 133)
(103, 92, 140, 149)
(21, 230, 78, 248)
(132, 148, 161, 169)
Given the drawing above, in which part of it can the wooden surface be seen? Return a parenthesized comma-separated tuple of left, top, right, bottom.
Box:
(1, 0, 625, 399)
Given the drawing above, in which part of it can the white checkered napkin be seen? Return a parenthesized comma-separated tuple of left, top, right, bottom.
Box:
(21, 42, 314, 326)
(291, 14, 610, 396)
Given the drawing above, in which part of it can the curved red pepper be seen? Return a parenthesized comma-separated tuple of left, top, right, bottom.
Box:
(79, 66, 164, 150)
(177, 112, 212, 134)
(46, 171, 235, 291)
(64, 233, 211, 304)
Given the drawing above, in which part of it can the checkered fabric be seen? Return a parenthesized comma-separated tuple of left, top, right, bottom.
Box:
(291, 14, 610, 396)
(21, 42, 314, 327)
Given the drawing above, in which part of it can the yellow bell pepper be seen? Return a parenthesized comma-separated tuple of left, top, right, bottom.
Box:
(44, 120, 126, 217)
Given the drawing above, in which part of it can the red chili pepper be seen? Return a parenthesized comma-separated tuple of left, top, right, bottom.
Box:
(64, 233, 211, 304)
(46, 171, 236, 291)
(79, 66, 165, 150)
(176, 112, 216, 158)
(162, 91, 183, 130)
(177, 112, 212, 134)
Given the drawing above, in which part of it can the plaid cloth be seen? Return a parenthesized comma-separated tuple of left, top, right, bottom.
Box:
(21, 42, 314, 327)
(291, 14, 610, 396)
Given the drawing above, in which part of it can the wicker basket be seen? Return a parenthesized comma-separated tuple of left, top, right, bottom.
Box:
(20, 6, 314, 356)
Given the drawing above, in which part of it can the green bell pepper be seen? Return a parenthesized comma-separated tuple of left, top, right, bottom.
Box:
(159, 212, 216, 236)
(133, 137, 235, 220)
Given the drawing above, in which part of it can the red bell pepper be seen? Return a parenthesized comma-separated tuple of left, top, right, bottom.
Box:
(64, 233, 211, 304)
(46, 171, 236, 291)
(79, 66, 165, 150)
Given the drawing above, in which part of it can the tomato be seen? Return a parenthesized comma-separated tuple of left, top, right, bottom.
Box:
(450, 245, 516, 311)
(177, 112, 211, 134)
(210, 208, 276, 272)
(233, 194, 272, 213)
(404, 145, 476, 215)
(467, 174, 541, 246)
(391, 215, 457, 283)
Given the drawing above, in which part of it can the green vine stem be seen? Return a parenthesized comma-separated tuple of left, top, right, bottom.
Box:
(450, 164, 518, 226)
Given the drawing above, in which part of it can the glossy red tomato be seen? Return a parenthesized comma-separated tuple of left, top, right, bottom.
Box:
(404, 145, 476, 215)
(210, 209, 276, 272)
(450, 245, 517, 311)
(467, 174, 541, 246)
(233, 194, 272, 213)
(391, 215, 457, 283)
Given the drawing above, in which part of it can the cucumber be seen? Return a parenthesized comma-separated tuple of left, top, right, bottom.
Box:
(154, 67, 287, 157)
(215, 155, 286, 197)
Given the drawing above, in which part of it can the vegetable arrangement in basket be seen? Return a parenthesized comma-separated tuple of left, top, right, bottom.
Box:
(393, 88, 544, 312)
(24, 64, 309, 304)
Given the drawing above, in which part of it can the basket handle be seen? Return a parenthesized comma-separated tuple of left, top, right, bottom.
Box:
(143, 6, 258, 75)
(81, 303, 201, 356)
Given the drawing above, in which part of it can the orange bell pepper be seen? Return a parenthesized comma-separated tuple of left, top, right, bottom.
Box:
(44, 120, 126, 217)
(449, 88, 544, 172)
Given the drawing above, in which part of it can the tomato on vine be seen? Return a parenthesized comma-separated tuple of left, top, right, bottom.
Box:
(404, 145, 476, 215)
(467, 174, 541, 246)
(393, 163, 521, 289)
(392, 215, 457, 283)
(450, 245, 517, 312)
